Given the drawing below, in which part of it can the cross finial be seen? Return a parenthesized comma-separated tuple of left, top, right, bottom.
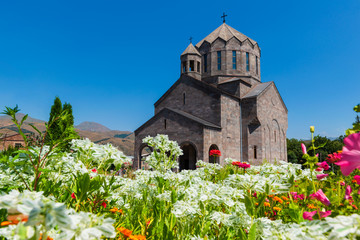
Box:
(221, 12, 227, 23)
(189, 36, 193, 44)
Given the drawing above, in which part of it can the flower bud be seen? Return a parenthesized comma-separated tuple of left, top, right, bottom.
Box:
(310, 126, 315, 133)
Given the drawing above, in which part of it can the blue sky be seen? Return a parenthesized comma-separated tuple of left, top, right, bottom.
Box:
(0, 0, 359, 139)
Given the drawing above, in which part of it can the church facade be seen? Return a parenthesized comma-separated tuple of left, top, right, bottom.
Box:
(134, 22, 288, 170)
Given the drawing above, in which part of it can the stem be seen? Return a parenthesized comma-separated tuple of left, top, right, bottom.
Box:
(12, 168, 31, 191)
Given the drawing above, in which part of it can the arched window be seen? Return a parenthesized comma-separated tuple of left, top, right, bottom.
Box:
(254, 146, 257, 159)
(209, 144, 220, 164)
(164, 119, 167, 129)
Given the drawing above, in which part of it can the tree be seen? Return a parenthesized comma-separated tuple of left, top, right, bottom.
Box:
(45, 97, 79, 149)
(47, 97, 63, 142)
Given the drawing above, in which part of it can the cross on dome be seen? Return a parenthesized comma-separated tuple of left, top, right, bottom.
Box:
(221, 12, 227, 23)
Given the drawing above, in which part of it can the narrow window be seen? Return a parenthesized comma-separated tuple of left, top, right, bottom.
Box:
(232, 51, 237, 69)
(197, 61, 200, 73)
(190, 60, 194, 72)
(246, 52, 250, 72)
(256, 56, 259, 75)
(254, 146, 257, 159)
(217, 51, 221, 70)
(164, 119, 167, 129)
(183, 92, 186, 105)
(182, 61, 187, 72)
(204, 54, 208, 72)
(274, 131, 276, 142)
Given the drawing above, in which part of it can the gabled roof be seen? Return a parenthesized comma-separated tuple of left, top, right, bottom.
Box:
(243, 82, 272, 99)
(196, 23, 257, 48)
(154, 75, 240, 107)
(181, 43, 201, 56)
(242, 81, 288, 113)
(166, 108, 221, 129)
(134, 107, 221, 134)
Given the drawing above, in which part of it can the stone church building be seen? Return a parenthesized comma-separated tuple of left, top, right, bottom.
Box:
(134, 22, 288, 170)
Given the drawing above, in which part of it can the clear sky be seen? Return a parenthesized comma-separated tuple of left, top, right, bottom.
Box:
(0, 0, 359, 139)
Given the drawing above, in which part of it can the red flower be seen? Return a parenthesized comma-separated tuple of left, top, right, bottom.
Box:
(209, 150, 221, 157)
(327, 152, 342, 164)
(101, 202, 107, 208)
(71, 193, 76, 199)
(91, 168, 98, 173)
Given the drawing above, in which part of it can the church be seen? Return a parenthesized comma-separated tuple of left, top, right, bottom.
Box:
(134, 19, 288, 170)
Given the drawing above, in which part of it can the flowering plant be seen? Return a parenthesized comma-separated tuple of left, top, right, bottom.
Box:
(209, 149, 221, 157)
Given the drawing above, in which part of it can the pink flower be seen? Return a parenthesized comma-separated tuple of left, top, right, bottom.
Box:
(315, 167, 323, 172)
(327, 152, 342, 164)
(316, 161, 330, 171)
(340, 181, 345, 186)
(301, 143, 307, 155)
(319, 210, 332, 218)
(335, 132, 360, 176)
(345, 185, 352, 200)
(303, 211, 317, 221)
(316, 174, 328, 180)
(91, 168, 98, 173)
(71, 193, 76, 199)
(354, 175, 360, 185)
(290, 192, 305, 200)
(311, 189, 331, 206)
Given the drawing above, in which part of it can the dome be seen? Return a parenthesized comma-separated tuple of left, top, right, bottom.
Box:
(196, 23, 257, 48)
(181, 43, 201, 56)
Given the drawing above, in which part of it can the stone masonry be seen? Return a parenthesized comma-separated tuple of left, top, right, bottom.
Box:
(134, 22, 288, 170)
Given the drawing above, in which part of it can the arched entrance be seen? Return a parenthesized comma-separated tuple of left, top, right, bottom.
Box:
(139, 145, 152, 170)
(179, 142, 197, 171)
(209, 144, 220, 164)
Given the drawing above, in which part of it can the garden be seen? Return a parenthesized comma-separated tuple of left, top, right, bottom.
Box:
(1, 104, 360, 240)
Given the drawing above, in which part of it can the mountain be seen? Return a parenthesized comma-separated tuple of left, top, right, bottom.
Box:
(75, 121, 112, 132)
(0, 114, 134, 156)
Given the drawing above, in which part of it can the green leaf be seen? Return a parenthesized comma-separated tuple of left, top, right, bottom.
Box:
(248, 222, 257, 240)
(20, 114, 28, 125)
(244, 195, 254, 217)
(29, 123, 43, 138)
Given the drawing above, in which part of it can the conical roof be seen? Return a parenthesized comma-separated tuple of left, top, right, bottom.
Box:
(196, 23, 257, 48)
(181, 43, 201, 56)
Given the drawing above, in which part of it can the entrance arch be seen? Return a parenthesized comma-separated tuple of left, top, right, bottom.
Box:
(139, 145, 152, 170)
(179, 142, 197, 171)
(209, 144, 220, 164)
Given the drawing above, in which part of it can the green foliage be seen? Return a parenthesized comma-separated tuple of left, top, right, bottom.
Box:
(287, 136, 344, 165)
(45, 97, 79, 150)
(346, 104, 360, 135)
(0, 105, 79, 191)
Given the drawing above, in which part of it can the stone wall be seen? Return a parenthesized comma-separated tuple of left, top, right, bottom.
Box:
(257, 84, 288, 163)
(197, 38, 261, 81)
(134, 109, 204, 169)
(155, 77, 221, 126)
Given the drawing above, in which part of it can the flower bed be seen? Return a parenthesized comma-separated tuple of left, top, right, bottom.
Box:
(1, 105, 360, 239)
